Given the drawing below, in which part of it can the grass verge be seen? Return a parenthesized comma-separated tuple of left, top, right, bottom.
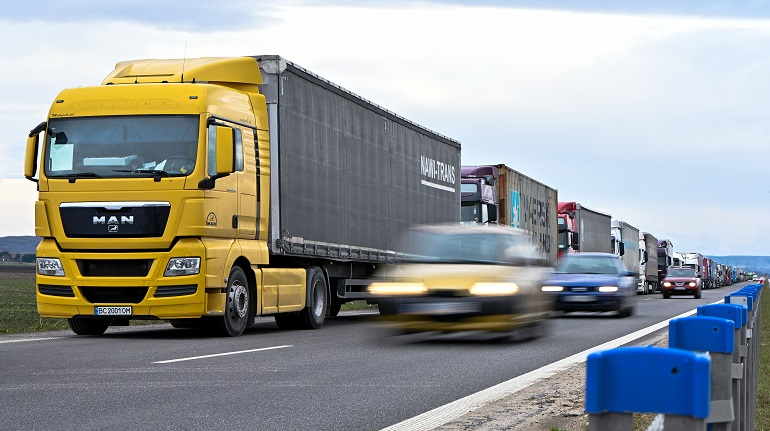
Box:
(757, 284, 769, 430)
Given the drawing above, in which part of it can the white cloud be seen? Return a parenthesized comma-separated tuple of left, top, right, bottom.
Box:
(0, 4, 768, 255)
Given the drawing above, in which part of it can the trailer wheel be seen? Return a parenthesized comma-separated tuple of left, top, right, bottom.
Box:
(214, 266, 251, 337)
(68, 317, 110, 335)
(297, 267, 327, 329)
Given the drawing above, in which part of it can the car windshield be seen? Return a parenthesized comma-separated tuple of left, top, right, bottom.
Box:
(43, 115, 199, 178)
(555, 255, 621, 274)
(392, 227, 539, 265)
(668, 269, 695, 277)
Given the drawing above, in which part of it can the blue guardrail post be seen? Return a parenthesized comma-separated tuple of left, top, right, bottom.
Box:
(670, 316, 735, 430)
(697, 303, 746, 431)
(586, 346, 710, 431)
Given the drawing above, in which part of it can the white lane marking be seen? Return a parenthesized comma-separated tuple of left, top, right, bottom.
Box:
(380, 299, 725, 431)
(153, 345, 292, 364)
(0, 337, 64, 344)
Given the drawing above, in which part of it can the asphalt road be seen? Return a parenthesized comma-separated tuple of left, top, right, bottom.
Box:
(0, 282, 752, 431)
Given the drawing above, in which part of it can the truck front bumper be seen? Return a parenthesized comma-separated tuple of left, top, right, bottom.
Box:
(35, 238, 213, 320)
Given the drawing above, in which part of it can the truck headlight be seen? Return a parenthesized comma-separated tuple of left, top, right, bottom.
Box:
(541, 285, 564, 292)
(368, 282, 427, 296)
(598, 286, 619, 292)
(37, 258, 65, 276)
(164, 257, 201, 276)
(470, 282, 519, 296)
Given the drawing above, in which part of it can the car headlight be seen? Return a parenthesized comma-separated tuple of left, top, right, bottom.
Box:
(688, 282, 696, 287)
(598, 286, 619, 292)
(663, 282, 672, 287)
(164, 257, 201, 276)
(37, 258, 65, 276)
(470, 282, 519, 296)
(541, 285, 564, 292)
(368, 282, 427, 296)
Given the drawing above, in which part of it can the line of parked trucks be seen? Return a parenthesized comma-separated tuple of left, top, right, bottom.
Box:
(24, 55, 751, 336)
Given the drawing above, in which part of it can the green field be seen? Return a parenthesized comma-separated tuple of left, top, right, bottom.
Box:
(0, 263, 68, 333)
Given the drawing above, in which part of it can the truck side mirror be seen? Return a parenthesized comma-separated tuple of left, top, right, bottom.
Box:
(215, 126, 235, 175)
(571, 232, 579, 250)
(199, 125, 236, 189)
(619, 242, 625, 256)
(641, 250, 647, 264)
(24, 121, 46, 182)
(25, 134, 39, 181)
(487, 204, 498, 223)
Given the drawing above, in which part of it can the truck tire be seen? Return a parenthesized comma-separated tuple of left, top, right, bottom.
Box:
(68, 317, 110, 335)
(297, 267, 327, 329)
(213, 266, 251, 337)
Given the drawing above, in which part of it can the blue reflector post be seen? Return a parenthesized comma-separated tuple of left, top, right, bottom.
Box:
(698, 303, 745, 328)
(586, 346, 710, 418)
(670, 316, 734, 353)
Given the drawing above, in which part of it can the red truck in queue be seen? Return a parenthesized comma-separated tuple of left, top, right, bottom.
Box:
(557, 202, 612, 260)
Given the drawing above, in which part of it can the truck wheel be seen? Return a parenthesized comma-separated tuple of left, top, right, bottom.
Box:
(214, 266, 251, 337)
(68, 317, 110, 335)
(297, 267, 327, 329)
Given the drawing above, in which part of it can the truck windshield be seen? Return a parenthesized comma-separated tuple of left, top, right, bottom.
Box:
(44, 115, 199, 178)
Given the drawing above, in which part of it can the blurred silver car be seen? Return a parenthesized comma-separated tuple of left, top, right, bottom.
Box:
(368, 224, 553, 340)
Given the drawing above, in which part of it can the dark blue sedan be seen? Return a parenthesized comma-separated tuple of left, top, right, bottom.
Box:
(541, 253, 637, 317)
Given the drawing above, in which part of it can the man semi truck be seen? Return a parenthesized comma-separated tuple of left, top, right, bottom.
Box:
(24, 56, 461, 336)
(460, 165, 558, 266)
(557, 202, 611, 259)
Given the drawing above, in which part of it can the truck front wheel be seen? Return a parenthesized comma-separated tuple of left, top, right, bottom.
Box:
(214, 266, 251, 337)
(68, 317, 110, 335)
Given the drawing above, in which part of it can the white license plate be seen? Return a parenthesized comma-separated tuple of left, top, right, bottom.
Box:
(400, 302, 481, 315)
(94, 306, 132, 316)
(564, 295, 596, 303)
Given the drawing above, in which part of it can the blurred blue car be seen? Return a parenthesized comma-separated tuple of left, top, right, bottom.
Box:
(541, 253, 637, 317)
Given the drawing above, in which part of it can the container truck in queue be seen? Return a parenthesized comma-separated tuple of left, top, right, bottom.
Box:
(638, 232, 659, 294)
(610, 219, 640, 281)
(557, 202, 611, 259)
(24, 56, 461, 336)
(682, 252, 706, 290)
(460, 165, 558, 266)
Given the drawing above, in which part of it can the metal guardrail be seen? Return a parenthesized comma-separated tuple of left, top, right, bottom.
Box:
(585, 282, 764, 430)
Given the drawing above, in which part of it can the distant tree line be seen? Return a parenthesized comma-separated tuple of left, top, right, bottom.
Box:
(0, 251, 35, 263)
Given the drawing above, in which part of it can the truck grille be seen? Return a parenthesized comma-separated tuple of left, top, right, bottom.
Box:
(60, 202, 170, 238)
(38, 285, 75, 297)
(76, 259, 152, 277)
(79, 287, 148, 304)
(154, 285, 198, 297)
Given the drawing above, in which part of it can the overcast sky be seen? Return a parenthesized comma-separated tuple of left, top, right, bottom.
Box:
(2, 0, 769, 256)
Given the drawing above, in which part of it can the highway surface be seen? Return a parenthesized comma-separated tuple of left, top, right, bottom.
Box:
(0, 282, 752, 431)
